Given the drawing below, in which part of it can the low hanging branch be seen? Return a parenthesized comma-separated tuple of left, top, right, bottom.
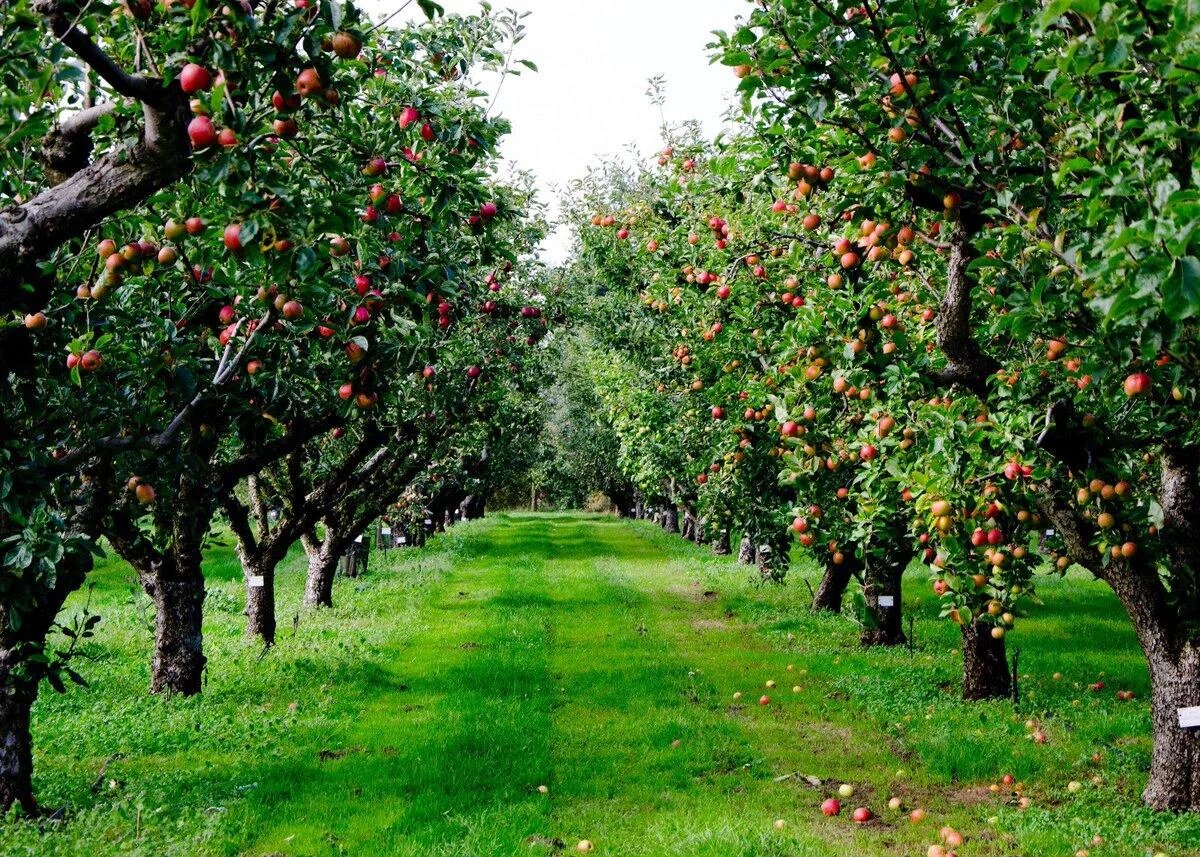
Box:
(0, 0, 192, 310)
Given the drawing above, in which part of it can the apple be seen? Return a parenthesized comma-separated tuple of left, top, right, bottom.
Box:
(716, 285, 731, 300)
(281, 300, 303, 320)
(887, 797, 902, 810)
(837, 783, 855, 798)
(576, 841, 593, 853)
(420, 122, 435, 141)
(178, 63, 212, 94)
(758, 694, 770, 706)
(188, 115, 217, 148)
(272, 90, 301, 112)
(330, 236, 351, 256)
(851, 806, 872, 824)
(398, 106, 420, 128)
(331, 31, 361, 58)
(467, 366, 482, 379)
(24, 312, 46, 330)
(296, 68, 323, 97)
(909, 808, 926, 823)
(480, 201, 499, 219)
(932, 579, 949, 596)
(135, 483, 156, 504)
(246, 360, 262, 375)
(80, 349, 102, 371)
(385, 194, 403, 215)
(711, 406, 725, 420)
(223, 223, 243, 251)
(820, 798, 841, 816)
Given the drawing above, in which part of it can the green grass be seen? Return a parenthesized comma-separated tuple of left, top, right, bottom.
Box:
(3, 513, 1199, 855)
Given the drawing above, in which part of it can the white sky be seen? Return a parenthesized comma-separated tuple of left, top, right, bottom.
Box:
(365, 0, 741, 264)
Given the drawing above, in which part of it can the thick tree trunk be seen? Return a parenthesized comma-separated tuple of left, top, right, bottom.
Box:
(711, 528, 731, 556)
(961, 619, 1011, 701)
(663, 504, 679, 534)
(737, 535, 755, 564)
(150, 574, 206, 695)
(812, 554, 858, 613)
(243, 560, 276, 646)
(681, 508, 696, 541)
(692, 516, 706, 545)
(0, 678, 38, 815)
(861, 548, 910, 647)
(1144, 641, 1200, 811)
(303, 536, 340, 608)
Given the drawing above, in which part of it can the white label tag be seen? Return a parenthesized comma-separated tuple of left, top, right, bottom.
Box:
(381, 526, 391, 535)
(399, 536, 407, 544)
(355, 535, 363, 543)
(425, 519, 433, 525)
(248, 575, 265, 588)
(878, 595, 895, 608)
(1178, 707, 1200, 728)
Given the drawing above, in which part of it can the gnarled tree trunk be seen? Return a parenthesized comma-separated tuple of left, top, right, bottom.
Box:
(961, 618, 1011, 701)
(302, 532, 340, 608)
(711, 528, 731, 556)
(242, 556, 276, 646)
(737, 535, 755, 564)
(0, 678, 38, 815)
(662, 504, 679, 534)
(148, 572, 206, 695)
(861, 546, 911, 647)
(812, 553, 859, 613)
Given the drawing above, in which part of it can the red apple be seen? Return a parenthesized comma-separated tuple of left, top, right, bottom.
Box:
(820, 798, 841, 817)
(223, 223, 242, 251)
(178, 63, 212, 94)
(187, 115, 217, 148)
(1123, 371, 1150, 396)
(851, 807, 872, 824)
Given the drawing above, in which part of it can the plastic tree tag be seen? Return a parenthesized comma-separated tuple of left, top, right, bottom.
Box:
(878, 595, 895, 608)
(248, 575, 265, 588)
(1178, 707, 1200, 728)
(381, 526, 391, 535)
(399, 536, 407, 544)
(355, 535, 363, 543)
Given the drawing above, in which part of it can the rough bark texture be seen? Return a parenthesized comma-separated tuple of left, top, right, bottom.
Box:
(1144, 642, 1200, 811)
(812, 553, 859, 613)
(961, 619, 1011, 701)
(737, 535, 755, 564)
(710, 529, 731, 556)
(662, 504, 679, 534)
(303, 535, 340, 608)
(934, 220, 999, 393)
(861, 547, 911, 647)
(242, 558, 275, 646)
(0, 681, 37, 815)
(149, 575, 206, 695)
(681, 508, 696, 541)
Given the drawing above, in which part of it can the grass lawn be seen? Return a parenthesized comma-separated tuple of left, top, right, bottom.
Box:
(2, 512, 1199, 855)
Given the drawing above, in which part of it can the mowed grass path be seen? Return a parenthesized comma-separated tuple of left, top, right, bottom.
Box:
(5, 513, 1200, 856)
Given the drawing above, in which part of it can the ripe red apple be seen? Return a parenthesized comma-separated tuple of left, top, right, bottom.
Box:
(933, 579, 949, 596)
(272, 90, 301, 112)
(188, 115, 217, 148)
(178, 63, 212, 94)
(223, 223, 242, 252)
(467, 365, 482, 379)
(758, 694, 770, 706)
(420, 122, 435, 141)
(281, 300, 303, 320)
(851, 807, 872, 824)
(716, 285, 731, 300)
(296, 68, 323, 97)
(24, 312, 46, 330)
(480, 201, 499, 219)
(185, 216, 206, 235)
(80, 349, 102, 372)
(860, 443, 878, 461)
(820, 798, 841, 817)
(1123, 371, 1151, 396)
(398, 106, 420, 129)
(135, 483, 156, 504)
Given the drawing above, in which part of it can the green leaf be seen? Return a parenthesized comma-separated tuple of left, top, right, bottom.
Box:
(1163, 256, 1200, 322)
(417, 0, 444, 18)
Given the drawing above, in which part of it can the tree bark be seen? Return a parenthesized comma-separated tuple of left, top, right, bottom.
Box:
(303, 535, 339, 608)
(149, 574, 206, 695)
(1144, 641, 1200, 811)
(812, 553, 858, 613)
(0, 677, 38, 815)
(861, 547, 910, 647)
(961, 618, 1011, 701)
(242, 557, 275, 646)
(711, 528, 731, 556)
(681, 508, 696, 541)
(737, 535, 755, 564)
(662, 504, 679, 534)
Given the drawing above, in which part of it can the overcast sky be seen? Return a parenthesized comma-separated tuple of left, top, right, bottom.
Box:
(364, 0, 741, 264)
